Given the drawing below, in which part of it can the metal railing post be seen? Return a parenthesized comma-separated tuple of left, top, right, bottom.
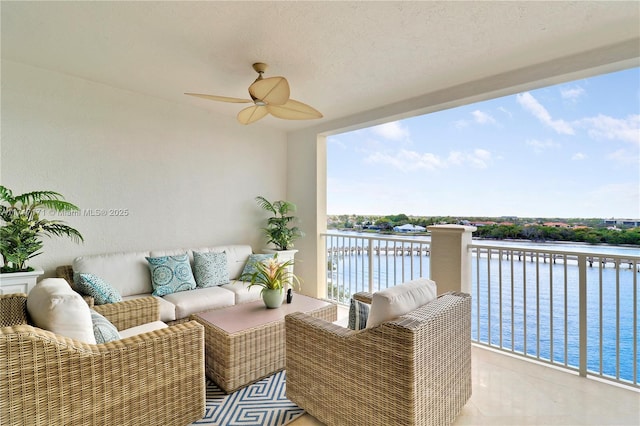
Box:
(578, 254, 588, 378)
(368, 238, 374, 293)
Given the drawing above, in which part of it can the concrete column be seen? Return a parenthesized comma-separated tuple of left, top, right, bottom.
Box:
(427, 225, 476, 294)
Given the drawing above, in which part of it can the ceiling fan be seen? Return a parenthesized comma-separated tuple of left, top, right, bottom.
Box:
(185, 63, 323, 125)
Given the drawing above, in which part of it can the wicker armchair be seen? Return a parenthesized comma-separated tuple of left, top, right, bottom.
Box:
(285, 291, 471, 426)
(0, 293, 206, 426)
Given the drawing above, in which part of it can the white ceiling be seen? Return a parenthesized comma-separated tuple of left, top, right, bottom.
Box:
(2, 1, 639, 132)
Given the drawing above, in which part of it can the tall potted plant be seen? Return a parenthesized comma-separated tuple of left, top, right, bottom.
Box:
(0, 186, 84, 273)
(255, 196, 304, 274)
(255, 196, 304, 251)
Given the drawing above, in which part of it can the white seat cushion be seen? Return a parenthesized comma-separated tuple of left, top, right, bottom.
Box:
(27, 278, 96, 344)
(366, 278, 437, 328)
(162, 286, 235, 318)
(119, 321, 168, 339)
(220, 281, 263, 304)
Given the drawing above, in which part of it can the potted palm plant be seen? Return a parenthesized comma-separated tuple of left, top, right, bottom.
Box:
(255, 195, 304, 271)
(255, 196, 304, 250)
(0, 186, 84, 274)
(239, 253, 300, 308)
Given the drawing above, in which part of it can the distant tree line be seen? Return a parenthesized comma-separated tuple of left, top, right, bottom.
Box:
(328, 214, 640, 246)
(474, 224, 640, 246)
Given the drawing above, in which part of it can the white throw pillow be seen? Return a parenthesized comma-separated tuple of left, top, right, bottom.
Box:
(27, 278, 96, 344)
(366, 278, 437, 328)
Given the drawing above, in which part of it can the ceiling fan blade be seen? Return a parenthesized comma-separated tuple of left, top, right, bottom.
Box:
(185, 93, 252, 103)
(248, 77, 290, 105)
(237, 105, 269, 125)
(267, 99, 323, 120)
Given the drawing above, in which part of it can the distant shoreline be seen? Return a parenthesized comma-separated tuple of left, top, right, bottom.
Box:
(327, 228, 640, 249)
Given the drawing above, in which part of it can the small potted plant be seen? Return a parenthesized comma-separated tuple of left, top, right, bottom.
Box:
(240, 253, 300, 308)
(0, 186, 84, 273)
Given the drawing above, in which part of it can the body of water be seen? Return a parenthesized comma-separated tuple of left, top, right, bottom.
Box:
(325, 232, 639, 384)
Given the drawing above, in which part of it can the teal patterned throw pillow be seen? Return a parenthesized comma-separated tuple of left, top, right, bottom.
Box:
(193, 251, 230, 287)
(75, 273, 123, 305)
(145, 254, 197, 296)
(240, 253, 276, 279)
(90, 309, 120, 343)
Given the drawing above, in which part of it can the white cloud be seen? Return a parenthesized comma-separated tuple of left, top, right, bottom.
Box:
(453, 110, 497, 128)
(561, 86, 585, 101)
(468, 149, 492, 169)
(516, 92, 575, 135)
(498, 107, 513, 118)
(525, 138, 560, 153)
(446, 149, 492, 168)
(328, 137, 347, 150)
(571, 152, 587, 160)
(365, 148, 493, 171)
(607, 148, 640, 166)
(472, 110, 496, 125)
(370, 121, 410, 141)
(453, 119, 469, 128)
(365, 149, 442, 171)
(579, 114, 640, 146)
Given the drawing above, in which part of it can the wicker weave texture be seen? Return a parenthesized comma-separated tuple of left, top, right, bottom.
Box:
(92, 296, 160, 330)
(193, 302, 337, 393)
(0, 293, 28, 327)
(285, 292, 472, 426)
(0, 294, 206, 426)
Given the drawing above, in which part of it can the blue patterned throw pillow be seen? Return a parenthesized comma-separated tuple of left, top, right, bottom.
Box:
(193, 251, 230, 287)
(348, 298, 370, 330)
(145, 254, 197, 296)
(74, 273, 123, 305)
(240, 253, 276, 278)
(90, 309, 120, 343)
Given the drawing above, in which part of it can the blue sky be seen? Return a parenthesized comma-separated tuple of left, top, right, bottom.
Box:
(327, 67, 640, 219)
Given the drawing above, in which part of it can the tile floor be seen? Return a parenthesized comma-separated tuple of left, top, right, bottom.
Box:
(289, 306, 640, 426)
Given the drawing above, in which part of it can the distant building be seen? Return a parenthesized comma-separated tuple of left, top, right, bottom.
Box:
(543, 222, 570, 228)
(603, 219, 640, 227)
(470, 221, 497, 227)
(393, 224, 426, 232)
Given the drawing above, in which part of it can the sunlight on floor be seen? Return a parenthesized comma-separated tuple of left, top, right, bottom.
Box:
(288, 345, 640, 426)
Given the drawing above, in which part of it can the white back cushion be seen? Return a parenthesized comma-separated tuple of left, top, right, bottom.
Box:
(27, 278, 96, 344)
(73, 245, 254, 299)
(73, 251, 151, 297)
(366, 278, 437, 328)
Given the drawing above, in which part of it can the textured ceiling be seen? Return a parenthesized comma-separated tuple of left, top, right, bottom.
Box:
(2, 1, 639, 131)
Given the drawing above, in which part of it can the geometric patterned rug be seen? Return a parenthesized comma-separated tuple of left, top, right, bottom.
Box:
(190, 370, 304, 426)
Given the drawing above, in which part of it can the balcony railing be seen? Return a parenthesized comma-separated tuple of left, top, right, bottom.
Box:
(321, 231, 639, 389)
(323, 232, 430, 303)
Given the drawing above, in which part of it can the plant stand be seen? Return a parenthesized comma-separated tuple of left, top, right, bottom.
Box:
(0, 268, 44, 295)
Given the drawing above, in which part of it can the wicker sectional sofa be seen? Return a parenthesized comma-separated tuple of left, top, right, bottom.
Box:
(57, 244, 264, 324)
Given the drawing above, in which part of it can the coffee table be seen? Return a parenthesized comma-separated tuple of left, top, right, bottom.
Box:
(190, 293, 337, 393)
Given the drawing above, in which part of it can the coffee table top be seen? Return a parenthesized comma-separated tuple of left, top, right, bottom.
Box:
(194, 293, 333, 334)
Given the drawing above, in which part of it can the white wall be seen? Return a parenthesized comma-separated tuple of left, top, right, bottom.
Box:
(286, 129, 326, 297)
(1, 61, 288, 277)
